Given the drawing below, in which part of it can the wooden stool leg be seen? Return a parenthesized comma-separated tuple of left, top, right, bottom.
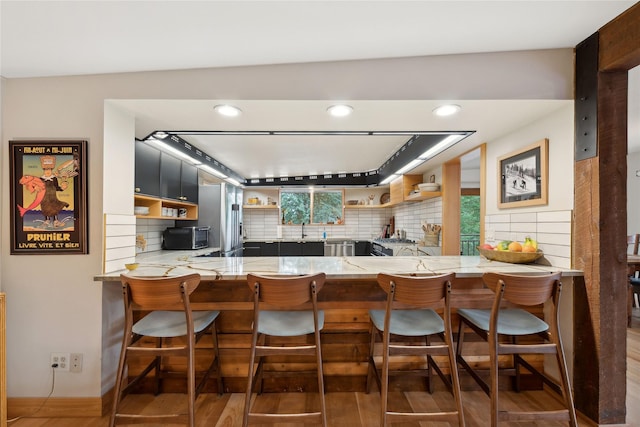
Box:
(315, 328, 327, 427)
(242, 324, 259, 427)
(109, 346, 128, 427)
(426, 336, 434, 394)
(211, 326, 224, 394)
(489, 332, 499, 427)
(552, 329, 578, 427)
(187, 334, 196, 427)
(154, 337, 162, 395)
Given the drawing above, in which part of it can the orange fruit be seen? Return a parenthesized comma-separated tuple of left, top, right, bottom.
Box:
(522, 244, 537, 253)
(508, 241, 523, 252)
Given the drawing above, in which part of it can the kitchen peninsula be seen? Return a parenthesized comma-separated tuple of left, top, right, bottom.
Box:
(96, 250, 582, 282)
(95, 252, 581, 394)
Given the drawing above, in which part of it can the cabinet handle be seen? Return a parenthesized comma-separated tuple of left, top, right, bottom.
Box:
(135, 187, 141, 193)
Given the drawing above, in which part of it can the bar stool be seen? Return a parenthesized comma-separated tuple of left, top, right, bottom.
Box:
(366, 273, 465, 426)
(111, 273, 223, 427)
(243, 273, 327, 427)
(456, 272, 577, 426)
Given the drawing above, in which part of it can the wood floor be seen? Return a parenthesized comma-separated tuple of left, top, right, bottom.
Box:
(9, 311, 640, 427)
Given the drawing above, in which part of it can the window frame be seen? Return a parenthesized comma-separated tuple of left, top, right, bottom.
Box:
(279, 188, 345, 225)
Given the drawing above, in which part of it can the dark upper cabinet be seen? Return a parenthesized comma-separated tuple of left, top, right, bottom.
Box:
(160, 152, 199, 203)
(134, 141, 161, 196)
(180, 161, 199, 203)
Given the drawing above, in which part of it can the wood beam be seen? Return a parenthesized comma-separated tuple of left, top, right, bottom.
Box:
(599, 4, 640, 71)
(573, 2, 638, 423)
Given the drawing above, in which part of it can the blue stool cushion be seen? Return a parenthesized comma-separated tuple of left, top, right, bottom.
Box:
(369, 309, 444, 336)
(258, 310, 325, 336)
(133, 310, 220, 337)
(457, 308, 548, 336)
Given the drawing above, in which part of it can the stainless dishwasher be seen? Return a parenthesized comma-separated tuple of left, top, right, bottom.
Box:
(323, 240, 355, 256)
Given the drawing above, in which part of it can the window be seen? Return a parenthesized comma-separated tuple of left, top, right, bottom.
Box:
(460, 194, 480, 255)
(280, 189, 344, 224)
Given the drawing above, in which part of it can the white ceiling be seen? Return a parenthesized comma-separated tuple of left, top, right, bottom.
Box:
(2, 1, 638, 181)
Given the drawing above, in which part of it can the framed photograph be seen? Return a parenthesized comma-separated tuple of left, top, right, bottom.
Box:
(498, 138, 548, 209)
(9, 140, 88, 254)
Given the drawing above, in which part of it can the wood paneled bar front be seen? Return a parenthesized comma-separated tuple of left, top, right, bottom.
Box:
(95, 252, 582, 395)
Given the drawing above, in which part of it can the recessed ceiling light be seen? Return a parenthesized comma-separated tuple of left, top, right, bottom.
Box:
(432, 104, 461, 117)
(214, 104, 242, 117)
(327, 104, 353, 117)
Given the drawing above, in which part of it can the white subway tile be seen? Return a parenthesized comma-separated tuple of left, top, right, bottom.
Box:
(538, 210, 572, 222)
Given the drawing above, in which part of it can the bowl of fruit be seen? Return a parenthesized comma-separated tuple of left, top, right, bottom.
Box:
(477, 238, 543, 264)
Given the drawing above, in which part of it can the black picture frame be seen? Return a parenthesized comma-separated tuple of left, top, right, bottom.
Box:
(498, 138, 548, 208)
(9, 140, 88, 254)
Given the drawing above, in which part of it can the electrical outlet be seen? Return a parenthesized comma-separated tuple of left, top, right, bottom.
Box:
(70, 353, 83, 373)
(50, 352, 70, 372)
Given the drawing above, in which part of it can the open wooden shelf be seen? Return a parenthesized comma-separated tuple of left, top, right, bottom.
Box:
(344, 203, 392, 209)
(405, 191, 442, 202)
(243, 204, 279, 209)
(134, 194, 198, 220)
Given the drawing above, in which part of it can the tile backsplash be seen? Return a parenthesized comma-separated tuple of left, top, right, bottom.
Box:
(243, 197, 443, 244)
(484, 210, 572, 268)
(130, 200, 571, 269)
(135, 218, 175, 253)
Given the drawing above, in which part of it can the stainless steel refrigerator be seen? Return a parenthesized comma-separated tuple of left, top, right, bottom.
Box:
(178, 183, 243, 257)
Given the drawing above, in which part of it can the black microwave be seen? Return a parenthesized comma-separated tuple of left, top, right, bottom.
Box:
(163, 226, 210, 250)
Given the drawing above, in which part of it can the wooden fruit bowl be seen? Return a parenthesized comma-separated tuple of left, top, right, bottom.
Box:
(477, 247, 543, 264)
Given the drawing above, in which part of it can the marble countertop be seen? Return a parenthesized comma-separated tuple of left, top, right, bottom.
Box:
(242, 238, 367, 243)
(95, 250, 582, 282)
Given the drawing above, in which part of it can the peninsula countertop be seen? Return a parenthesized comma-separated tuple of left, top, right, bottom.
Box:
(94, 250, 582, 282)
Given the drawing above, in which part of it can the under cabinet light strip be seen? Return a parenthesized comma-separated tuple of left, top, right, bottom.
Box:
(199, 164, 227, 179)
(379, 174, 398, 185)
(152, 139, 202, 165)
(418, 135, 463, 160)
(394, 159, 424, 175)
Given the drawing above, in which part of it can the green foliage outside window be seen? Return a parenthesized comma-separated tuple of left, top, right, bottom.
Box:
(281, 189, 343, 224)
(312, 191, 343, 224)
(460, 195, 480, 234)
(460, 195, 481, 255)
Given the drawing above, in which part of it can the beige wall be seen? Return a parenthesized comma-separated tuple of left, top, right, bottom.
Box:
(484, 104, 574, 268)
(0, 49, 574, 398)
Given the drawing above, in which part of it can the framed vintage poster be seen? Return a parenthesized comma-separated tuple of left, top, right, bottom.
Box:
(9, 140, 88, 254)
(498, 138, 548, 209)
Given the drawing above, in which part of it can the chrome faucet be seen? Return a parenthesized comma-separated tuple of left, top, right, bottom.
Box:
(302, 222, 307, 239)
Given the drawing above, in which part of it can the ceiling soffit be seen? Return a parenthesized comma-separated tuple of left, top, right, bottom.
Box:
(146, 130, 474, 187)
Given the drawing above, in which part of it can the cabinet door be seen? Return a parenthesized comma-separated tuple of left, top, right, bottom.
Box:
(355, 241, 371, 256)
(135, 141, 161, 196)
(261, 241, 279, 256)
(302, 242, 324, 256)
(160, 152, 182, 200)
(280, 242, 303, 256)
(243, 243, 261, 257)
(180, 162, 199, 203)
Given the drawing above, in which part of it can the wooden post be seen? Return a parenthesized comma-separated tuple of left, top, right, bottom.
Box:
(442, 159, 461, 255)
(1, 293, 6, 427)
(573, 3, 640, 423)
